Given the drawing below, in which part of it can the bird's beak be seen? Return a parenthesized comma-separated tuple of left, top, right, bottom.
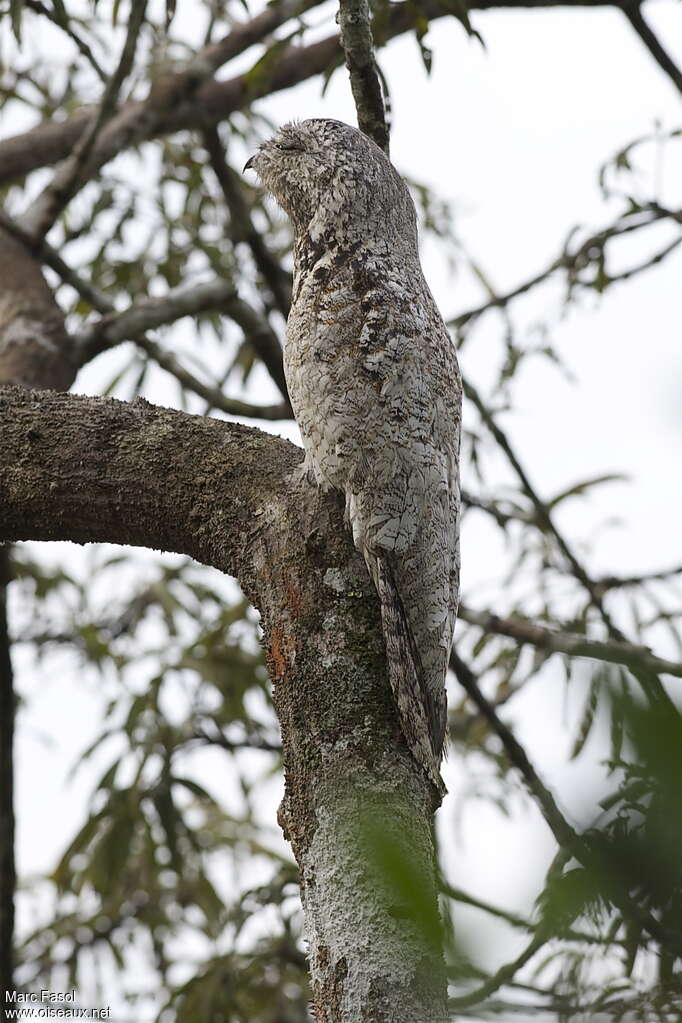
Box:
(243, 154, 256, 172)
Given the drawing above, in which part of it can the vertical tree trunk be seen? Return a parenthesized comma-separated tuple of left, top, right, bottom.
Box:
(0, 215, 449, 1015)
(250, 481, 449, 1022)
(0, 225, 75, 1011)
(0, 547, 15, 1009)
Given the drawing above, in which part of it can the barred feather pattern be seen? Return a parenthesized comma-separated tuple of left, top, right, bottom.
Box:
(248, 119, 461, 795)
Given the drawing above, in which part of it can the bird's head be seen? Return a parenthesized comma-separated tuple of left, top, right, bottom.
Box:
(244, 118, 417, 251)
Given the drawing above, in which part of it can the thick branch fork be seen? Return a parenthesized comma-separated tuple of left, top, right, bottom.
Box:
(0, 385, 447, 1021)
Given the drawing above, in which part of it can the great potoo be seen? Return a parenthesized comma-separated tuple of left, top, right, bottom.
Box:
(246, 118, 461, 795)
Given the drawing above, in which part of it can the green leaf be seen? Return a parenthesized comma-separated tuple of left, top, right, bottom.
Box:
(537, 865, 606, 934)
(570, 668, 603, 760)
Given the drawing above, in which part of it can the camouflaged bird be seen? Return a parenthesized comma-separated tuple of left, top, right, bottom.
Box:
(246, 118, 461, 796)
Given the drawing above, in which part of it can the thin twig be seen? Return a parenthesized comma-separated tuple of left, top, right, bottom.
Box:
(463, 376, 611, 614)
(0, 549, 16, 996)
(449, 931, 548, 1009)
(595, 562, 682, 592)
(448, 650, 677, 952)
(449, 649, 577, 846)
(461, 489, 536, 526)
(20, 0, 149, 238)
(441, 880, 618, 947)
(134, 335, 290, 421)
(463, 374, 675, 710)
(458, 604, 682, 680)
(203, 125, 292, 319)
(199, 0, 320, 76)
(193, 728, 282, 754)
(23, 0, 107, 81)
(337, 0, 390, 153)
(0, 212, 113, 314)
(451, 205, 682, 329)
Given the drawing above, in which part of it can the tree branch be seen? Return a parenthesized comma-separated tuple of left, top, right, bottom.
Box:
(72, 278, 292, 416)
(622, 1, 682, 94)
(450, 931, 547, 1010)
(0, 1, 641, 187)
(0, 385, 296, 576)
(23, 0, 107, 82)
(20, 0, 149, 239)
(0, 548, 15, 997)
(594, 561, 682, 592)
(462, 374, 676, 711)
(461, 488, 536, 526)
(133, 335, 290, 421)
(338, 0, 390, 153)
(73, 278, 240, 361)
(451, 204, 682, 329)
(458, 604, 682, 680)
(441, 880, 615, 945)
(202, 126, 292, 319)
(0, 383, 449, 1020)
(0, 213, 113, 316)
(449, 649, 578, 847)
(448, 649, 680, 953)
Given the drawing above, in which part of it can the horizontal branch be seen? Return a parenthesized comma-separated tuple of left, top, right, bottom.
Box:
(74, 278, 238, 362)
(458, 604, 682, 679)
(594, 562, 682, 592)
(73, 278, 292, 415)
(0, 0, 641, 186)
(0, 385, 300, 581)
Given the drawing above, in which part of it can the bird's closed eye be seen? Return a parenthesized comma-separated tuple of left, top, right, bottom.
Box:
(274, 142, 303, 152)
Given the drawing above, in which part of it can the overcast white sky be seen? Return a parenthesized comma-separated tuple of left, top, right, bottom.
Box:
(6, 1, 682, 1018)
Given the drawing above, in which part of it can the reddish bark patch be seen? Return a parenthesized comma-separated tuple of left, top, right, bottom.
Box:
(269, 624, 295, 683)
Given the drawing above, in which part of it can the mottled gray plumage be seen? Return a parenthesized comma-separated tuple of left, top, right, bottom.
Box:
(247, 118, 461, 794)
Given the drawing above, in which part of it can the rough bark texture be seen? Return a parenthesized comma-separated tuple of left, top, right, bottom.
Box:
(0, 229, 77, 390)
(0, 385, 448, 1020)
(338, 0, 390, 153)
(0, 548, 15, 1008)
(0, 226, 75, 1003)
(254, 484, 447, 1022)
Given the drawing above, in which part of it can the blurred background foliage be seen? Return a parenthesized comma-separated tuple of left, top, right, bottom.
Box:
(1, 0, 681, 1019)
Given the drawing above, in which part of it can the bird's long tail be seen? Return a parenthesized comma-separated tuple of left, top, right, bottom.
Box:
(375, 555, 446, 800)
